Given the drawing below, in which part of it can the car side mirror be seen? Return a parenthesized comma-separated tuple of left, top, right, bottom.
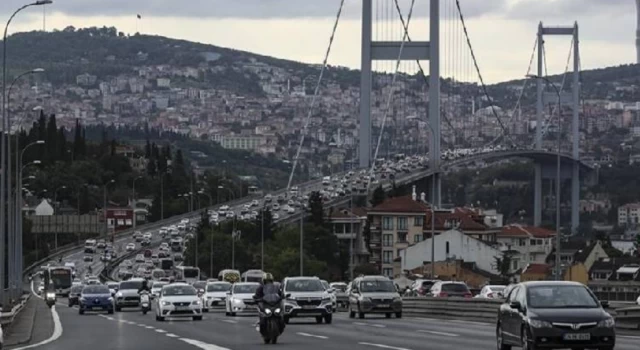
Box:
(328, 288, 335, 293)
(509, 301, 522, 311)
(352, 288, 359, 294)
(600, 300, 609, 308)
(285, 293, 292, 299)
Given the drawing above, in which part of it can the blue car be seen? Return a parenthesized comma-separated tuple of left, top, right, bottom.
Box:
(79, 285, 114, 315)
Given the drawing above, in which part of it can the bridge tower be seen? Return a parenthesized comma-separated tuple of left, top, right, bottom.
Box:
(533, 22, 580, 233)
(359, 0, 442, 206)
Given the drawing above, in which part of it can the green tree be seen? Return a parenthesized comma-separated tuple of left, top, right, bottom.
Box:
(372, 185, 385, 207)
(308, 191, 324, 227)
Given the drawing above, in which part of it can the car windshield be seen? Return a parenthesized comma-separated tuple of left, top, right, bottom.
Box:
(233, 284, 259, 294)
(321, 281, 330, 289)
(442, 283, 469, 292)
(152, 282, 167, 290)
(119, 281, 143, 290)
(207, 283, 232, 292)
(285, 279, 325, 292)
(527, 285, 599, 309)
(163, 285, 197, 296)
(83, 286, 110, 295)
(360, 280, 396, 293)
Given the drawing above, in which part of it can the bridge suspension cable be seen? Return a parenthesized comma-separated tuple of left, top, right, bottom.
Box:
(367, 0, 416, 192)
(286, 0, 345, 190)
(454, 0, 515, 147)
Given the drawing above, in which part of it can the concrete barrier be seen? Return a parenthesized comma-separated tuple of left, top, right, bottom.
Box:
(402, 297, 640, 330)
(0, 294, 30, 326)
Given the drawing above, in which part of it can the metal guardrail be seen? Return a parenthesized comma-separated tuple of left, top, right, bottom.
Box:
(402, 297, 640, 330)
(0, 294, 30, 326)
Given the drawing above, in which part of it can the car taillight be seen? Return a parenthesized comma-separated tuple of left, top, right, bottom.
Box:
(418, 288, 425, 294)
(464, 293, 472, 298)
(438, 292, 448, 297)
(487, 293, 493, 298)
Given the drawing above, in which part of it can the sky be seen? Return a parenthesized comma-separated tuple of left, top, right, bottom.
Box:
(2, 0, 638, 83)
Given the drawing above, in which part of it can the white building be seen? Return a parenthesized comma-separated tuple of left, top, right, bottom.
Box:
(618, 203, 640, 226)
(497, 224, 556, 271)
(400, 229, 503, 275)
(34, 200, 54, 216)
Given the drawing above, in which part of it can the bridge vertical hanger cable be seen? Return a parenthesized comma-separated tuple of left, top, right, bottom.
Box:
(392, 0, 456, 142)
(367, 0, 416, 191)
(454, 0, 515, 146)
(481, 37, 538, 149)
(537, 38, 574, 143)
(286, 0, 345, 190)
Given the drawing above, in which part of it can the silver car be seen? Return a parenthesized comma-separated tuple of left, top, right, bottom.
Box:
(348, 276, 402, 319)
(115, 279, 144, 311)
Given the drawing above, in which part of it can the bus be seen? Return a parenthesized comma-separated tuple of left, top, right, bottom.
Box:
(174, 266, 200, 284)
(242, 269, 265, 283)
(42, 266, 73, 296)
(218, 269, 241, 284)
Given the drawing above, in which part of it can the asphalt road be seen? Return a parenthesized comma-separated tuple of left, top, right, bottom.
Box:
(16, 300, 640, 350)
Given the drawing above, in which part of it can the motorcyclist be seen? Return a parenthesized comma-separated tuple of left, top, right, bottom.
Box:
(137, 279, 151, 294)
(253, 273, 284, 333)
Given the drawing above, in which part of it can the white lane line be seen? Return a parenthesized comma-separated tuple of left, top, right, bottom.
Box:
(145, 325, 155, 329)
(358, 342, 412, 350)
(12, 306, 63, 350)
(220, 319, 238, 324)
(180, 338, 232, 350)
(166, 333, 179, 338)
(449, 319, 490, 326)
(155, 329, 167, 333)
(416, 330, 459, 337)
(620, 335, 640, 339)
(411, 317, 437, 321)
(353, 322, 386, 328)
(297, 332, 328, 339)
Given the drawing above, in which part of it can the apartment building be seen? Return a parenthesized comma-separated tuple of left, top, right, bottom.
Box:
(618, 203, 640, 226)
(497, 224, 556, 272)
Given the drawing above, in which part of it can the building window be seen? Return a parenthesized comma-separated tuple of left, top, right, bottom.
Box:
(414, 234, 423, 243)
(530, 239, 537, 246)
(397, 232, 408, 243)
(414, 216, 424, 226)
(445, 241, 450, 255)
(519, 239, 526, 246)
(382, 217, 394, 230)
(397, 217, 408, 230)
(383, 234, 393, 247)
(383, 251, 393, 264)
(382, 268, 393, 277)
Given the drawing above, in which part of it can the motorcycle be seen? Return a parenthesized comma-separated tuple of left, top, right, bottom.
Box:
(140, 291, 150, 315)
(254, 293, 289, 344)
(45, 291, 57, 309)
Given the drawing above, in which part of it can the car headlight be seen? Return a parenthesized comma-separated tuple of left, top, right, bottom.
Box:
(361, 297, 372, 303)
(393, 297, 402, 302)
(108, 297, 114, 302)
(46, 292, 56, 299)
(265, 308, 272, 315)
(192, 300, 201, 305)
(322, 296, 331, 302)
(598, 317, 615, 328)
(528, 319, 552, 328)
(232, 298, 243, 305)
(162, 301, 172, 306)
(116, 292, 123, 298)
(79, 297, 86, 303)
(274, 308, 281, 315)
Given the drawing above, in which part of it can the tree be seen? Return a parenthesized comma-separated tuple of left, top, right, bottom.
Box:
(372, 185, 385, 207)
(308, 191, 324, 227)
(362, 219, 371, 253)
(354, 263, 379, 276)
(493, 251, 513, 281)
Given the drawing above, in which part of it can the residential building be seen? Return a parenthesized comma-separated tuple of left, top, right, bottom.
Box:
(367, 196, 430, 277)
(221, 135, 265, 150)
(497, 224, 556, 271)
(34, 200, 54, 216)
(520, 263, 552, 282)
(546, 240, 609, 280)
(326, 207, 369, 267)
(588, 257, 640, 302)
(618, 203, 640, 226)
(402, 259, 501, 289)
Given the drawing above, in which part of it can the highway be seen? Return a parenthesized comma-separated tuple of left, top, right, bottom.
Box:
(15, 301, 640, 350)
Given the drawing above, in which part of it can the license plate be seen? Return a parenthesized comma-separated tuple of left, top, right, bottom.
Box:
(176, 306, 190, 311)
(302, 305, 316, 309)
(563, 333, 590, 341)
(378, 304, 390, 308)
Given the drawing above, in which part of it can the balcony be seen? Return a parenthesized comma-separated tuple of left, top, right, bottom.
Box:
(335, 232, 357, 240)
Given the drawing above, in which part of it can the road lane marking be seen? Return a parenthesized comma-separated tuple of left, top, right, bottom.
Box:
(416, 330, 459, 337)
(353, 322, 386, 328)
(166, 333, 179, 338)
(155, 329, 167, 333)
(12, 306, 63, 350)
(297, 332, 328, 339)
(145, 325, 155, 329)
(220, 319, 238, 324)
(449, 319, 490, 326)
(180, 338, 232, 350)
(620, 335, 640, 339)
(358, 342, 412, 350)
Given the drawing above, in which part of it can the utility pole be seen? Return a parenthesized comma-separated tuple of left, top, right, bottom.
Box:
(261, 207, 265, 271)
(300, 214, 304, 276)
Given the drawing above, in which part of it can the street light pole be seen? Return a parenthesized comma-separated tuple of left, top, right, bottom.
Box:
(132, 176, 142, 228)
(103, 179, 114, 239)
(528, 74, 562, 280)
(261, 206, 265, 271)
(1, 0, 52, 305)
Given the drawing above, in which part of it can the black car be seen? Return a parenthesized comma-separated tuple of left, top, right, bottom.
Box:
(68, 285, 84, 307)
(497, 281, 615, 350)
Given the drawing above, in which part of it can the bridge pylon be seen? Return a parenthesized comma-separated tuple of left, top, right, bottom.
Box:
(533, 22, 580, 234)
(359, 0, 442, 206)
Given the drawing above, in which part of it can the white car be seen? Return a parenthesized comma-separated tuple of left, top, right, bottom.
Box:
(155, 283, 203, 321)
(204, 282, 232, 310)
(287, 207, 295, 214)
(125, 243, 136, 251)
(135, 254, 145, 263)
(143, 232, 152, 240)
(225, 282, 260, 316)
(273, 213, 280, 220)
(478, 285, 506, 299)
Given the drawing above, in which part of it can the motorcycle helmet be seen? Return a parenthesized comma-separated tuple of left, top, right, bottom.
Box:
(262, 272, 274, 284)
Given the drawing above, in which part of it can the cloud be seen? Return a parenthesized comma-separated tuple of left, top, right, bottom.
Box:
(1, 0, 507, 20)
(504, 0, 635, 20)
